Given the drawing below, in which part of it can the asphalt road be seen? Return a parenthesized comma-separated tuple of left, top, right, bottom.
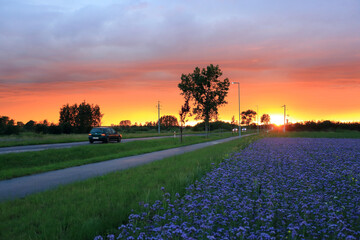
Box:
(0, 135, 202, 155)
(0, 135, 253, 202)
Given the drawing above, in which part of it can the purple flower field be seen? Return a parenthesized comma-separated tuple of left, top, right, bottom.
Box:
(96, 138, 360, 240)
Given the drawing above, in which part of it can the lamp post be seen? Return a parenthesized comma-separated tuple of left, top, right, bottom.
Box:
(232, 82, 241, 137)
(158, 101, 160, 134)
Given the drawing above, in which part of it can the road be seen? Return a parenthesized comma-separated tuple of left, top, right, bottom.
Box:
(0, 135, 253, 202)
(0, 135, 205, 155)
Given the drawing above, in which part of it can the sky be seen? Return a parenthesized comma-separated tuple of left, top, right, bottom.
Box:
(1, 0, 359, 126)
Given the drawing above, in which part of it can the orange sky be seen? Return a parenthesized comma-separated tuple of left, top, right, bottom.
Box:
(1, 1, 359, 126)
(2, 60, 359, 126)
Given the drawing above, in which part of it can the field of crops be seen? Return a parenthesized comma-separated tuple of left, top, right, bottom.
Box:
(96, 137, 360, 239)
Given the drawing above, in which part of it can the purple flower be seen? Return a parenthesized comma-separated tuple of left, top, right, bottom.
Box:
(95, 138, 360, 240)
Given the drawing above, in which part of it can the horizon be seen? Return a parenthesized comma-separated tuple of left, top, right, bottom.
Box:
(1, 0, 359, 125)
(4, 114, 360, 128)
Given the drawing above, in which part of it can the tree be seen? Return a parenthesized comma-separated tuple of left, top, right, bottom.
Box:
(35, 120, 49, 134)
(24, 120, 36, 131)
(179, 98, 190, 143)
(120, 120, 132, 126)
(59, 104, 77, 127)
(91, 104, 102, 127)
(158, 115, 179, 128)
(241, 109, 257, 126)
(59, 101, 103, 133)
(0, 116, 19, 135)
(261, 114, 271, 125)
(75, 102, 93, 132)
(145, 121, 156, 127)
(17, 121, 24, 127)
(178, 64, 230, 136)
(0, 116, 10, 134)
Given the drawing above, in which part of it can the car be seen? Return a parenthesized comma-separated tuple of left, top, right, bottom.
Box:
(88, 127, 122, 143)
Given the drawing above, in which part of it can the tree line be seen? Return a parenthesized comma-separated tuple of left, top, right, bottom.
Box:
(285, 121, 360, 131)
(119, 115, 179, 128)
(0, 101, 103, 135)
(116, 115, 179, 133)
(1, 113, 359, 136)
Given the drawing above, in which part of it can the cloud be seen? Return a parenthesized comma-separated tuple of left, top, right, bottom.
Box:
(1, 0, 360, 100)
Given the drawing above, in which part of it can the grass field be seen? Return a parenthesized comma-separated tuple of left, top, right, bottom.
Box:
(268, 130, 360, 138)
(0, 132, 241, 180)
(0, 134, 261, 240)
(0, 130, 207, 148)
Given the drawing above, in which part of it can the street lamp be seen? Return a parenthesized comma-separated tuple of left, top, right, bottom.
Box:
(232, 82, 241, 137)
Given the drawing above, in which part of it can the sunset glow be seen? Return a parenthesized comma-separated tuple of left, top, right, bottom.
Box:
(1, 1, 359, 125)
(269, 115, 285, 126)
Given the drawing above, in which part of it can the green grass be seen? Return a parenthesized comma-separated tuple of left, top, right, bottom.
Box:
(0, 133, 88, 147)
(0, 134, 261, 240)
(120, 130, 205, 139)
(0, 130, 208, 148)
(0, 133, 242, 180)
(268, 130, 360, 138)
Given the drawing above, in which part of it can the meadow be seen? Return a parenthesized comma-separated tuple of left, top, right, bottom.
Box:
(0, 135, 260, 240)
(0, 132, 238, 180)
(269, 130, 360, 139)
(96, 137, 360, 239)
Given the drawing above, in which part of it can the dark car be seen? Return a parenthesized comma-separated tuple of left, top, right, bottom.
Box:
(88, 127, 122, 143)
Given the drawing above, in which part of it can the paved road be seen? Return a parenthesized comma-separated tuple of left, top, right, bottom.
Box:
(0, 135, 205, 155)
(0, 135, 253, 202)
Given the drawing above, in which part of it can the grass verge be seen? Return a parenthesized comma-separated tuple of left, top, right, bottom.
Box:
(268, 130, 360, 138)
(0, 133, 88, 147)
(0, 133, 242, 180)
(0, 131, 206, 148)
(0, 134, 261, 240)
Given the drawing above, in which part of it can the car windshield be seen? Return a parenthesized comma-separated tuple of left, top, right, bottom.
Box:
(90, 128, 105, 134)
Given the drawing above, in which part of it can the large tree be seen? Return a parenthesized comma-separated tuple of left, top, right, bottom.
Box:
(59, 101, 103, 133)
(241, 109, 257, 126)
(59, 104, 77, 127)
(178, 64, 230, 135)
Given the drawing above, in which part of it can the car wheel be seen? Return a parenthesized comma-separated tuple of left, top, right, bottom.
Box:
(117, 137, 121, 143)
(89, 140, 94, 144)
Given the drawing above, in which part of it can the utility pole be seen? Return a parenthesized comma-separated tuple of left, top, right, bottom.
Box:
(232, 82, 241, 137)
(282, 105, 286, 132)
(256, 105, 259, 134)
(158, 101, 160, 134)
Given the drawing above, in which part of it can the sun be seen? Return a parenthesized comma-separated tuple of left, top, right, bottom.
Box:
(270, 114, 285, 126)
